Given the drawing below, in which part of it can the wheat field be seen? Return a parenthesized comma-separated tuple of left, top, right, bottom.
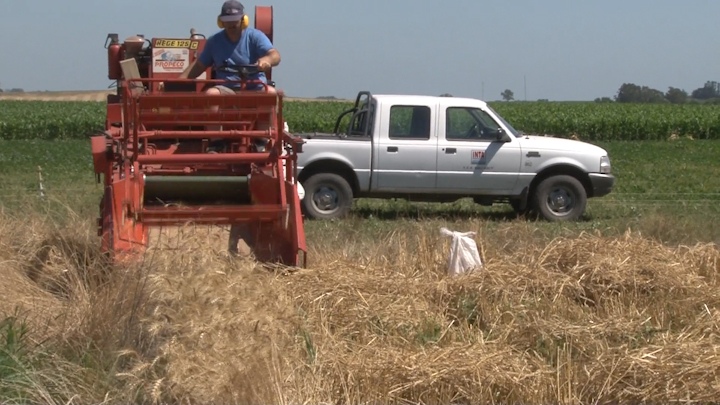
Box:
(2, 207, 719, 404)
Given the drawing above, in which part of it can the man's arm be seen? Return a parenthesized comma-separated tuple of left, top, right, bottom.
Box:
(257, 48, 280, 72)
(179, 59, 208, 79)
(180, 38, 213, 79)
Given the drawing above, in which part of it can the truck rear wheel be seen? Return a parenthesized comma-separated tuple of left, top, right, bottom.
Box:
(532, 175, 587, 221)
(301, 173, 353, 220)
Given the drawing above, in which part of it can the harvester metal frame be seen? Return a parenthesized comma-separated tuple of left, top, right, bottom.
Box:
(91, 5, 307, 267)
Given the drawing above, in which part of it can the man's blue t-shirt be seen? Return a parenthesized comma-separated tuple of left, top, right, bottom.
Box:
(198, 28, 273, 89)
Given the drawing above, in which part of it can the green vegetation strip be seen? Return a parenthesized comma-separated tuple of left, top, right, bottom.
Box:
(3, 100, 720, 141)
(1, 139, 719, 246)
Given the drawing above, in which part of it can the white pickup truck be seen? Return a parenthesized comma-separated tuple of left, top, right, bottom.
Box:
(294, 91, 615, 221)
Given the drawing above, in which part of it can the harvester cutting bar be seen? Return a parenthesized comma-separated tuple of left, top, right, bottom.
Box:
(137, 152, 272, 165)
(130, 90, 280, 114)
(140, 204, 287, 225)
(136, 109, 276, 129)
(138, 130, 272, 138)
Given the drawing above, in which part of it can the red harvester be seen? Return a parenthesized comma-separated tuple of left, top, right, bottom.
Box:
(90, 6, 307, 267)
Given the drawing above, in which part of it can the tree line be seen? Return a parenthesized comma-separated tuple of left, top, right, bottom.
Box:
(495, 81, 720, 103)
(595, 80, 720, 104)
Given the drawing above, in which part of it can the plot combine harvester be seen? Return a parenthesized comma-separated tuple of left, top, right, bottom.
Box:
(90, 6, 307, 267)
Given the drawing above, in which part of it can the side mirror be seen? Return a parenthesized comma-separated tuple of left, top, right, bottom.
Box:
(495, 128, 510, 142)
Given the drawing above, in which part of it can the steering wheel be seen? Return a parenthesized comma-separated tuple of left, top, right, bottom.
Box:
(466, 123, 484, 139)
(157, 64, 264, 92)
(214, 64, 262, 78)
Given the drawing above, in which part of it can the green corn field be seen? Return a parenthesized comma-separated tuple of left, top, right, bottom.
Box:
(2, 99, 720, 141)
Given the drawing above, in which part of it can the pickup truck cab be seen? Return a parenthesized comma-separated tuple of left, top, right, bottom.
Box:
(294, 91, 615, 221)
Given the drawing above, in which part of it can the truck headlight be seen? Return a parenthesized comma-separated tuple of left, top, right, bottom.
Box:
(600, 156, 612, 174)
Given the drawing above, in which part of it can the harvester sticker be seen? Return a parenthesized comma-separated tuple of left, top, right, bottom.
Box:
(153, 39, 199, 49)
(153, 48, 190, 73)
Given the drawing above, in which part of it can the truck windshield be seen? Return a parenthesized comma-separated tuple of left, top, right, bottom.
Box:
(487, 106, 522, 137)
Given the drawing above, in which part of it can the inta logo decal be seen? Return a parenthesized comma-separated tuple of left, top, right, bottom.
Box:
(471, 149, 486, 164)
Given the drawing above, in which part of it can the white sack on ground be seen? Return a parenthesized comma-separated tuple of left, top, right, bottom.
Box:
(440, 227, 483, 276)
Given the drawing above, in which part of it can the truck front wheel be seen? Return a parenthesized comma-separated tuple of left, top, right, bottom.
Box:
(301, 173, 353, 220)
(532, 175, 587, 221)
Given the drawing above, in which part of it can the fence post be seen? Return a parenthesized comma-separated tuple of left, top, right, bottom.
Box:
(37, 165, 45, 199)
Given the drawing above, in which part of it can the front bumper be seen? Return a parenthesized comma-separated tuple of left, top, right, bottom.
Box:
(589, 173, 615, 197)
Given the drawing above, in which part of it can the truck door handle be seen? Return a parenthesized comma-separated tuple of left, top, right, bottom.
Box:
(444, 148, 457, 154)
(387, 146, 398, 152)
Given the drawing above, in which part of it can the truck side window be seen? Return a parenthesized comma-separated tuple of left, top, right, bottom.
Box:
(446, 107, 500, 141)
(389, 105, 431, 140)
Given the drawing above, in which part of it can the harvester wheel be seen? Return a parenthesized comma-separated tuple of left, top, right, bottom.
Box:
(301, 173, 353, 220)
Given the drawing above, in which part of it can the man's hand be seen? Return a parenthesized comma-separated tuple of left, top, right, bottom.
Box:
(257, 58, 271, 72)
(257, 49, 281, 72)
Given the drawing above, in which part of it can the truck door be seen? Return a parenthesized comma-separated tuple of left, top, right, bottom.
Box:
(436, 106, 521, 192)
(374, 102, 438, 191)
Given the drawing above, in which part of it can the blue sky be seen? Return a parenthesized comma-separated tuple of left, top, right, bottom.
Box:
(1, 0, 718, 101)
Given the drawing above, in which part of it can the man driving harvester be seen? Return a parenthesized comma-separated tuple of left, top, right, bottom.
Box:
(178, 0, 281, 152)
(179, 0, 281, 94)
(177, 1, 284, 255)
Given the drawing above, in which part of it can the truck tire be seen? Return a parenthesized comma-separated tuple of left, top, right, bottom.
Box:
(532, 175, 587, 222)
(301, 173, 353, 220)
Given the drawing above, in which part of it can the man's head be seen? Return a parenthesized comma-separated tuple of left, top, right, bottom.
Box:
(217, 0, 248, 33)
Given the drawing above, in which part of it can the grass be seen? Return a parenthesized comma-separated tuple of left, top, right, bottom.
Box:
(1, 137, 720, 239)
(1, 138, 719, 403)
